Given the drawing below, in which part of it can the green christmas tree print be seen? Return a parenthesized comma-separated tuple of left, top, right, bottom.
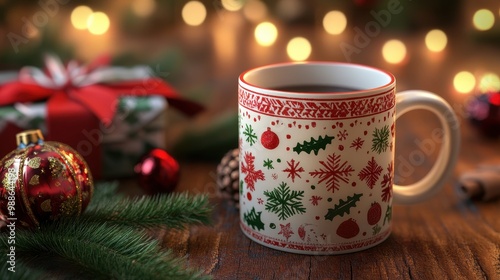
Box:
(324, 193, 363, 221)
(243, 124, 258, 146)
(371, 125, 390, 154)
(243, 207, 265, 231)
(293, 135, 335, 155)
(264, 182, 306, 220)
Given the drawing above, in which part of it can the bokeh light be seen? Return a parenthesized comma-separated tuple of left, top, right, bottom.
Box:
(287, 37, 311, 61)
(131, 0, 156, 18)
(87, 12, 110, 35)
(453, 71, 476, 94)
(71, 6, 93, 30)
(243, 0, 267, 22)
(323, 10, 347, 35)
(254, 22, 278, 46)
(479, 73, 500, 92)
(472, 9, 495, 31)
(182, 1, 207, 26)
(382, 39, 407, 64)
(221, 0, 244, 11)
(425, 29, 447, 52)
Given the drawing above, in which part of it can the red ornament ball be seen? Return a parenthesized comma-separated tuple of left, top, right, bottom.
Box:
(134, 148, 180, 194)
(0, 130, 94, 228)
(261, 128, 279, 150)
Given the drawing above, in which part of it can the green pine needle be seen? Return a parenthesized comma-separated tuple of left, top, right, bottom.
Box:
(1, 219, 208, 279)
(0, 182, 214, 279)
(84, 192, 213, 229)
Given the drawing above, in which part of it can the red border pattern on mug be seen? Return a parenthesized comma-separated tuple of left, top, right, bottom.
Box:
(240, 222, 391, 253)
(238, 87, 396, 120)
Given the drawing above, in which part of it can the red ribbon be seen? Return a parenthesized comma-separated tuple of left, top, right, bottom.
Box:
(0, 56, 204, 179)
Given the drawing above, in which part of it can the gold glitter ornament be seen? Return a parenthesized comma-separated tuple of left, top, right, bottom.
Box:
(0, 130, 93, 228)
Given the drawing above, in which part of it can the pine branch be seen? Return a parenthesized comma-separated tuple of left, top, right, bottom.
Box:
(0, 259, 46, 280)
(83, 192, 213, 229)
(1, 219, 209, 280)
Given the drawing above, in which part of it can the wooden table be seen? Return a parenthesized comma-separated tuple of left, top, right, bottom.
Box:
(157, 18, 500, 279)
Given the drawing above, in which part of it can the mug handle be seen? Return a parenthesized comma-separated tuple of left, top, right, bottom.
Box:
(393, 90, 461, 204)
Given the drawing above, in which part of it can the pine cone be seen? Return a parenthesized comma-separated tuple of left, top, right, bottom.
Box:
(216, 148, 240, 208)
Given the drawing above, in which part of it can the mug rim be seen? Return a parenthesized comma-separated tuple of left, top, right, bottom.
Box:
(239, 61, 396, 98)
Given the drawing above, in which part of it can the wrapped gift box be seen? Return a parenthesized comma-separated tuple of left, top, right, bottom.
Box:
(0, 55, 203, 179)
(0, 96, 167, 179)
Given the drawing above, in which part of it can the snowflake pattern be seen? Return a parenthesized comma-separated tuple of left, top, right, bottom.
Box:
(371, 125, 390, 154)
(358, 157, 383, 189)
(241, 152, 265, 192)
(243, 124, 258, 146)
(350, 137, 364, 151)
(283, 159, 305, 182)
(310, 195, 322, 206)
(309, 153, 354, 193)
(264, 182, 306, 220)
(381, 161, 394, 202)
(278, 223, 294, 241)
(337, 129, 348, 141)
(263, 158, 274, 169)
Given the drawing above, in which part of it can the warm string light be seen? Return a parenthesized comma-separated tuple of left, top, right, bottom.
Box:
(479, 73, 500, 92)
(221, 0, 244, 11)
(454, 71, 476, 94)
(71, 6, 93, 30)
(382, 39, 406, 64)
(425, 29, 447, 52)
(182, 1, 207, 26)
(70, 6, 109, 35)
(254, 22, 278, 46)
(323, 10, 347, 35)
(472, 9, 495, 31)
(287, 37, 311, 61)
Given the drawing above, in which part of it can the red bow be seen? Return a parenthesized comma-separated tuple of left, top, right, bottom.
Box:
(0, 55, 203, 178)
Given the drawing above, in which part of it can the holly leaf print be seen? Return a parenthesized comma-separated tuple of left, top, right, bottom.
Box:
(241, 152, 265, 191)
(324, 193, 363, 221)
(293, 135, 334, 155)
(309, 153, 354, 193)
(283, 159, 304, 182)
(243, 207, 265, 231)
(372, 125, 390, 154)
(264, 182, 306, 220)
(358, 157, 383, 189)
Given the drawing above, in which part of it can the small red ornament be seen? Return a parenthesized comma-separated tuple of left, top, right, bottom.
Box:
(261, 128, 279, 150)
(0, 130, 94, 228)
(134, 148, 180, 194)
(467, 92, 500, 138)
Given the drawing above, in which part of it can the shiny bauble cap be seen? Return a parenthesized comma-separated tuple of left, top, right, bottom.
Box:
(16, 129, 44, 148)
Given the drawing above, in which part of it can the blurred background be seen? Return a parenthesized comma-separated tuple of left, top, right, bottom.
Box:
(0, 0, 499, 161)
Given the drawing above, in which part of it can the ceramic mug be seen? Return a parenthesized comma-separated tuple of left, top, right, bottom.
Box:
(238, 62, 460, 254)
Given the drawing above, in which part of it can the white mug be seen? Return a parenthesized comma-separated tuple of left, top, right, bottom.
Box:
(238, 62, 460, 254)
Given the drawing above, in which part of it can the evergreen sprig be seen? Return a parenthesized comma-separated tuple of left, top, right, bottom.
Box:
(0, 182, 213, 279)
(84, 192, 212, 229)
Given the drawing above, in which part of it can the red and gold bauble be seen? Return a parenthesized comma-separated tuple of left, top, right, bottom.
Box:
(0, 130, 93, 228)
